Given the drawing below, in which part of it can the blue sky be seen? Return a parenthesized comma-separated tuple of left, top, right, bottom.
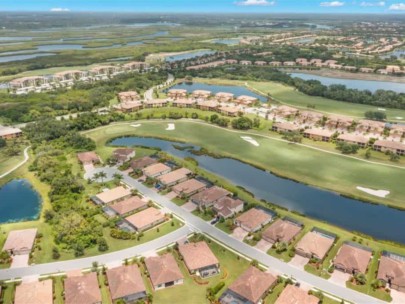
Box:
(0, 0, 404, 13)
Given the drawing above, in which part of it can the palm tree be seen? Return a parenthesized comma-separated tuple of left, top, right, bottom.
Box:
(92, 172, 101, 183)
(113, 173, 123, 185)
(99, 171, 107, 184)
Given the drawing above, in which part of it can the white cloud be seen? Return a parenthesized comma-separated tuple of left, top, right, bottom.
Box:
(320, 1, 345, 6)
(235, 0, 276, 6)
(50, 8, 71, 12)
(389, 3, 405, 10)
(360, 1, 385, 6)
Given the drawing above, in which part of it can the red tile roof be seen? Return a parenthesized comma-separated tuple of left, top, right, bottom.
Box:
(145, 253, 184, 287)
(178, 241, 219, 272)
(64, 272, 102, 304)
(106, 265, 146, 300)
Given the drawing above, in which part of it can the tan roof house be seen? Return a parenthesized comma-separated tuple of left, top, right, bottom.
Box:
(145, 253, 184, 290)
(326, 115, 354, 130)
(236, 95, 258, 106)
(167, 89, 187, 99)
(64, 272, 102, 304)
(172, 98, 196, 108)
(125, 207, 165, 232)
(333, 243, 372, 274)
(131, 156, 157, 170)
(142, 163, 171, 178)
(373, 140, 405, 155)
(235, 208, 274, 232)
(297, 111, 323, 126)
(356, 119, 385, 135)
(377, 252, 405, 292)
(220, 266, 277, 304)
(215, 92, 234, 102)
(337, 134, 369, 148)
(262, 218, 303, 244)
(14, 279, 53, 304)
(108, 196, 148, 216)
(143, 99, 168, 108)
(275, 105, 298, 118)
(77, 151, 100, 165)
(275, 284, 319, 304)
(178, 241, 219, 277)
(196, 100, 219, 111)
(303, 128, 335, 142)
(93, 186, 132, 205)
(0, 125, 22, 140)
(118, 91, 140, 103)
(112, 148, 135, 163)
(192, 90, 212, 99)
(272, 122, 300, 133)
(3, 228, 37, 255)
(295, 229, 335, 260)
(219, 106, 240, 117)
(172, 178, 207, 197)
(191, 186, 231, 209)
(106, 265, 147, 302)
(115, 101, 143, 113)
(213, 196, 244, 219)
(157, 167, 192, 187)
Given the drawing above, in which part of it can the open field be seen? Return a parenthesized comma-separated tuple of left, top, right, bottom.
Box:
(192, 77, 405, 121)
(85, 120, 405, 209)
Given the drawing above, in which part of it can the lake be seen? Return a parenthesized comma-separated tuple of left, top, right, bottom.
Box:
(111, 137, 405, 244)
(165, 50, 216, 62)
(0, 179, 42, 223)
(290, 72, 405, 93)
(210, 38, 240, 45)
(0, 53, 55, 63)
(167, 82, 267, 102)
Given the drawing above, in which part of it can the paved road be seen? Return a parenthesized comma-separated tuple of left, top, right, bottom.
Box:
(115, 170, 384, 304)
(0, 226, 190, 280)
(144, 73, 174, 100)
(0, 146, 30, 179)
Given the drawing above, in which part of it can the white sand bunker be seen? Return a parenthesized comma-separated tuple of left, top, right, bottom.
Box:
(395, 117, 404, 120)
(166, 123, 175, 131)
(378, 108, 386, 111)
(241, 136, 259, 147)
(131, 124, 141, 128)
(356, 186, 390, 198)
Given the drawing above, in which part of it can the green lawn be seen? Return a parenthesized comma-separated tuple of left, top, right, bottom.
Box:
(85, 120, 405, 209)
(1, 282, 16, 304)
(98, 272, 113, 304)
(0, 146, 26, 178)
(53, 276, 65, 304)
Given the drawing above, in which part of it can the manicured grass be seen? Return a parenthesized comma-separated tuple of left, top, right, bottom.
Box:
(346, 281, 392, 302)
(98, 272, 113, 304)
(192, 209, 215, 221)
(1, 282, 16, 304)
(85, 120, 405, 209)
(215, 221, 233, 234)
(264, 281, 286, 304)
(53, 276, 65, 304)
(304, 264, 331, 280)
(0, 145, 26, 177)
(172, 197, 187, 206)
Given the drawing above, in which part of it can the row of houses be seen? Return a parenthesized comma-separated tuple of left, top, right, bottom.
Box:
(8, 61, 150, 95)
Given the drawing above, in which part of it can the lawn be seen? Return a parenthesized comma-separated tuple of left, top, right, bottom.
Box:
(85, 120, 405, 209)
(1, 282, 16, 304)
(0, 145, 27, 178)
(53, 276, 65, 304)
(192, 77, 405, 122)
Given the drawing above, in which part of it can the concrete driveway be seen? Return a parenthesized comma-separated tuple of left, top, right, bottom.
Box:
(255, 239, 273, 252)
(231, 227, 249, 242)
(10, 254, 29, 268)
(329, 271, 351, 287)
(182, 201, 197, 212)
(289, 255, 309, 269)
(165, 191, 178, 200)
(391, 289, 405, 304)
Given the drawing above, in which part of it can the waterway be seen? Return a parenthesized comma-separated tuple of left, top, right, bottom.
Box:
(110, 136, 405, 244)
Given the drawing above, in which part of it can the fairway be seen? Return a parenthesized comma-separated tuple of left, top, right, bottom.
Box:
(193, 78, 405, 121)
(86, 120, 405, 208)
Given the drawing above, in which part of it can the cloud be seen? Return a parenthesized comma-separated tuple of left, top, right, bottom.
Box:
(235, 0, 276, 6)
(320, 1, 345, 6)
(389, 3, 405, 10)
(360, 1, 385, 6)
(50, 7, 71, 12)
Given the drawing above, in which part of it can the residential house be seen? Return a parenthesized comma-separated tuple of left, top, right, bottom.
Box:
(167, 89, 187, 99)
(262, 218, 303, 244)
(295, 229, 336, 260)
(142, 163, 171, 178)
(360, 67, 374, 73)
(191, 186, 231, 209)
(344, 66, 357, 72)
(373, 140, 405, 155)
(283, 61, 296, 67)
(356, 120, 385, 135)
(326, 115, 354, 131)
(215, 92, 234, 102)
(0, 125, 22, 140)
(220, 266, 277, 304)
(145, 253, 184, 290)
(333, 242, 372, 274)
(107, 196, 148, 217)
(272, 122, 300, 133)
(274, 105, 298, 118)
(390, 124, 405, 140)
(269, 61, 282, 67)
(225, 59, 238, 64)
(143, 99, 168, 108)
(377, 252, 405, 292)
(92, 186, 132, 205)
(213, 196, 244, 219)
(172, 178, 207, 197)
(115, 101, 143, 113)
(196, 100, 219, 111)
(219, 106, 240, 117)
(275, 285, 319, 304)
(255, 61, 267, 66)
(236, 95, 258, 106)
(337, 134, 369, 148)
(2, 228, 37, 255)
(118, 91, 140, 103)
(124, 207, 165, 232)
(77, 151, 100, 165)
(240, 60, 252, 65)
(130, 156, 157, 171)
(178, 241, 220, 278)
(64, 272, 102, 304)
(234, 208, 274, 232)
(303, 128, 335, 142)
(172, 98, 196, 108)
(106, 265, 147, 302)
(192, 90, 211, 99)
(112, 148, 135, 164)
(157, 168, 192, 187)
(14, 280, 53, 304)
(297, 111, 323, 126)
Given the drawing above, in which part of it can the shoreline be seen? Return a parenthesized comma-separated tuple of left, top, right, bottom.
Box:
(285, 68, 405, 84)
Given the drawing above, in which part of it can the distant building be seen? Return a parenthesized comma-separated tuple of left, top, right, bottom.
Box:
(215, 92, 234, 102)
(167, 89, 187, 99)
(172, 98, 196, 108)
(118, 91, 140, 103)
(0, 125, 22, 140)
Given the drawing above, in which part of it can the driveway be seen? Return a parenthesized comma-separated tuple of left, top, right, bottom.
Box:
(329, 271, 351, 287)
(182, 201, 197, 212)
(231, 227, 249, 242)
(289, 255, 309, 269)
(255, 239, 273, 253)
(165, 191, 178, 200)
(10, 254, 29, 268)
(391, 289, 405, 304)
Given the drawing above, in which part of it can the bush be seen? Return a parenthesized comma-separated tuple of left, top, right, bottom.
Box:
(232, 117, 253, 130)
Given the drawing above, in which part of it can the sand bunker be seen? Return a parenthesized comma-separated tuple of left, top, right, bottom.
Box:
(241, 136, 259, 147)
(166, 123, 175, 131)
(131, 124, 141, 128)
(395, 117, 404, 120)
(378, 108, 386, 111)
(356, 186, 390, 198)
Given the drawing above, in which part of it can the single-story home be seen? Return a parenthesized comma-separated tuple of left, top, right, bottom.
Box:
(145, 253, 184, 290)
(295, 229, 336, 260)
(2, 228, 37, 255)
(64, 272, 102, 304)
(106, 265, 147, 302)
(157, 167, 192, 187)
(275, 284, 319, 304)
(107, 196, 148, 216)
(191, 186, 231, 209)
(333, 242, 372, 274)
(131, 156, 157, 171)
(14, 279, 53, 304)
(178, 241, 219, 278)
(262, 218, 303, 244)
(213, 196, 244, 219)
(234, 208, 274, 232)
(112, 148, 135, 164)
(124, 207, 165, 232)
(142, 163, 171, 178)
(92, 186, 132, 205)
(77, 151, 100, 165)
(220, 266, 277, 304)
(172, 178, 207, 197)
(377, 252, 405, 292)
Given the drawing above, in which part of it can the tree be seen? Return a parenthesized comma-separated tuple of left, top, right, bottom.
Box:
(354, 273, 367, 285)
(275, 242, 288, 253)
(113, 173, 123, 185)
(336, 142, 359, 154)
(97, 237, 109, 252)
(389, 152, 400, 162)
(365, 148, 371, 159)
(0, 138, 6, 148)
(282, 131, 302, 143)
(232, 117, 253, 130)
(365, 111, 387, 121)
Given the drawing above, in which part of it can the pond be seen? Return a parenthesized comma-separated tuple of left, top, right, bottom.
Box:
(167, 82, 267, 102)
(0, 179, 42, 224)
(290, 72, 405, 94)
(165, 50, 216, 62)
(210, 38, 240, 45)
(380, 49, 405, 59)
(110, 136, 405, 244)
(0, 53, 55, 63)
